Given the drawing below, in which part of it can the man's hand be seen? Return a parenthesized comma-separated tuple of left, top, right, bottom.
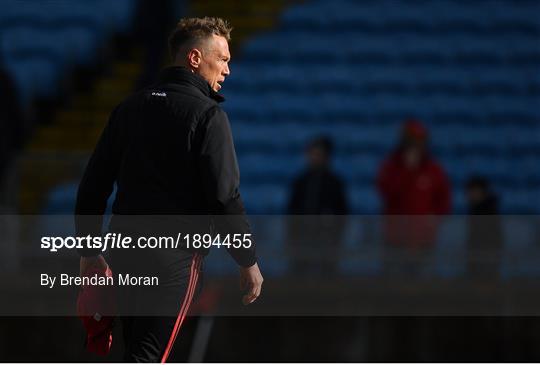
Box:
(79, 255, 108, 277)
(239, 263, 263, 305)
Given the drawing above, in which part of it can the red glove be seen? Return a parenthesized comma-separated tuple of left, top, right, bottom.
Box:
(76, 265, 116, 356)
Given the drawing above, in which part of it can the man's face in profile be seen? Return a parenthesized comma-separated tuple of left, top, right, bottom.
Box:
(197, 34, 231, 92)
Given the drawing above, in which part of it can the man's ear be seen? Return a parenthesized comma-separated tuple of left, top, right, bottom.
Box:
(188, 48, 202, 69)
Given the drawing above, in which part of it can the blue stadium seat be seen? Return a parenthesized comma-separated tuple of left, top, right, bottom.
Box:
(42, 182, 78, 214)
(349, 187, 381, 214)
(335, 153, 381, 184)
(43, 181, 117, 215)
(241, 184, 288, 214)
(0, 0, 136, 106)
(3, 54, 63, 104)
(238, 153, 303, 183)
(501, 217, 540, 277)
(1, 26, 70, 66)
(500, 189, 539, 213)
(53, 26, 101, 65)
(433, 217, 467, 277)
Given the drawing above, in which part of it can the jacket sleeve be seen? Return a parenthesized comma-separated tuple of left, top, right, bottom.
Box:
(74, 107, 120, 256)
(197, 106, 257, 267)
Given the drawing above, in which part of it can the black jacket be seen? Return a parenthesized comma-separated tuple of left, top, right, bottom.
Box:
(287, 168, 348, 215)
(75, 66, 256, 267)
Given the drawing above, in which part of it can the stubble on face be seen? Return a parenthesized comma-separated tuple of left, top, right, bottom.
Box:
(198, 34, 231, 92)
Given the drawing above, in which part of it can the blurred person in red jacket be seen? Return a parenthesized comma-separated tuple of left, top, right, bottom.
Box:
(377, 120, 451, 275)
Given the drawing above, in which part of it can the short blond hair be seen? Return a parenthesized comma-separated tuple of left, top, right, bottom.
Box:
(168, 17, 232, 60)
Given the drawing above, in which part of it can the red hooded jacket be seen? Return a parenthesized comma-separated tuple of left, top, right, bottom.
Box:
(377, 150, 451, 248)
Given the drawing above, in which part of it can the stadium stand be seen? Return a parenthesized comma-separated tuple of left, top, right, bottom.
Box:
(0, 0, 135, 107)
(3, 0, 538, 277)
(220, 0, 540, 215)
(204, 0, 540, 276)
(0, 0, 139, 213)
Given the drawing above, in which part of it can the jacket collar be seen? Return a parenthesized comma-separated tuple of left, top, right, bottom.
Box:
(157, 66, 225, 103)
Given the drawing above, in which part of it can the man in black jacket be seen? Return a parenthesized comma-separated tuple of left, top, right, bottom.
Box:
(465, 176, 502, 279)
(287, 136, 348, 276)
(75, 17, 263, 362)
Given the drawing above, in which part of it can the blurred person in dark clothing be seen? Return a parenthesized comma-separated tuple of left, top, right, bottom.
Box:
(466, 176, 499, 215)
(377, 120, 451, 275)
(465, 176, 503, 279)
(287, 136, 348, 276)
(0, 65, 24, 181)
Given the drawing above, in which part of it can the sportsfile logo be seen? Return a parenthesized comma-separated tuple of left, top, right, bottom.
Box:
(40, 233, 253, 252)
(151, 91, 167, 97)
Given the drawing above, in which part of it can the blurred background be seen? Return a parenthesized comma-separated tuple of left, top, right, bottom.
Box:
(0, 0, 540, 362)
